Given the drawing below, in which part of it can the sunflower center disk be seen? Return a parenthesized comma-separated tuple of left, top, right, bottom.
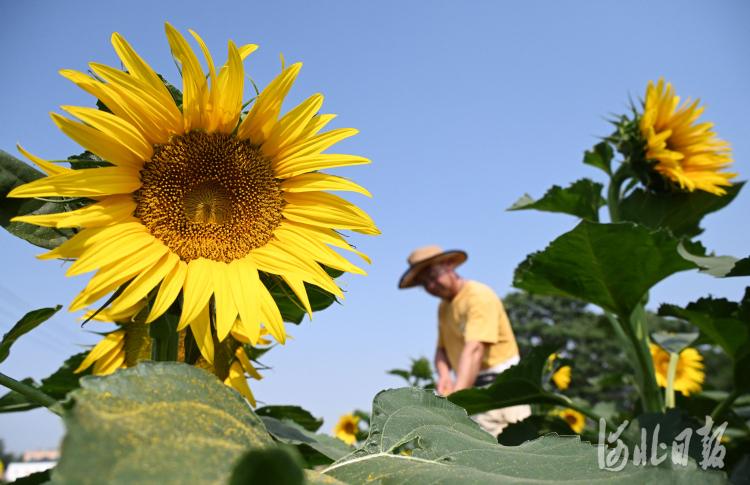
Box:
(134, 132, 283, 263)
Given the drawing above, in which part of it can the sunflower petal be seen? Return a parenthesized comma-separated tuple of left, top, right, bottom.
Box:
(274, 154, 371, 179)
(280, 274, 311, 319)
(74, 330, 125, 373)
(17, 144, 71, 176)
(165, 23, 208, 132)
(66, 231, 155, 277)
(260, 284, 285, 344)
(272, 128, 357, 165)
(211, 260, 237, 342)
(281, 220, 371, 264)
(7, 166, 141, 199)
(273, 225, 366, 275)
(227, 258, 261, 345)
(261, 94, 324, 159)
(111, 32, 175, 103)
(235, 347, 263, 380)
(177, 258, 214, 332)
(280, 173, 371, 197)
(293, 114, 337, 144)
(11, 195, 135, 229)
(190, 29, 221, 133)
(37, 219, 144, 260)
(110, 252, 179, 314)
(92, 342, 126, 375)
(147, 260, 187, 323)
(225, 361, 256, 406)
(282, 192, 379, 235)
(190, 303, 214, 364)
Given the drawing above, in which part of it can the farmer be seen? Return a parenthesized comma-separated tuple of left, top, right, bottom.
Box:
(398, 246, 531, 436)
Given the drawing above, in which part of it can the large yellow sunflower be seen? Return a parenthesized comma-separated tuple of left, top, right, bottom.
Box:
(639, 78, 736, 195)
(8, 23, 378, 364)
(650, 343, 705, 396)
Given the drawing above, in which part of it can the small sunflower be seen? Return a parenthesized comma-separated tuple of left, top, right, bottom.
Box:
(9, 23, 378, 365)
(550, 408, 586, 434)
(548, 354, 571, 390)
(333, 413, 360, 445)
(650, 343, 705, 396)
(639, 78, 736, 195)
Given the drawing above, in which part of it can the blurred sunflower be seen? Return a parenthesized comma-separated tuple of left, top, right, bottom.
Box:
(333, 413, 360, 445)
(548, 354, 571, 390)
(639, 78, 736, 195)
(9, 23, 378, 365)
(550, 408, 586, 434)
(650, 343, 705, 396)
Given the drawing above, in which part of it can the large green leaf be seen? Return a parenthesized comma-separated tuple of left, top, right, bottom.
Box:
(0, 352, 93, 413)
(495, 414, 577, 446)
(583, 141, 614, 176)
(255, 405, 324, 432)
(323, 388, 724, 484)
(261, 416, 355, 466)
(619, 182, 744, 238)
(50, 362, 274, 485)
(448, 343, 561, 415)
(507, 178, 605, 221)
(513, 220, 697, 318)
(0, 306, 61, 363)
(0, 149, 79, 249)
(659, 289, 750, 392)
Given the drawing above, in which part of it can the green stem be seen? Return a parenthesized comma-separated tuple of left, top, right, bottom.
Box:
(710, 389, 741, 422)
(551, 394, 618, 434)
(0, 371, 61, 416)
(617, 306, 664, 413)
(606, 163, 634, 223)
(665, 352, 679, 408)
(149, 313, 179, 362)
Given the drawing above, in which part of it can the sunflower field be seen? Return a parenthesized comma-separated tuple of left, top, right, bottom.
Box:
(0, 23, 748, 484)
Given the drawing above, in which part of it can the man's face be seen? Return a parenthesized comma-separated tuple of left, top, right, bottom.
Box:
(416, 262, 457, 299)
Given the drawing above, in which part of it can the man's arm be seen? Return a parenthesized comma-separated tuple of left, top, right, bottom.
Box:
(453, 340, 486, 392)
(434, 347, 454, 396)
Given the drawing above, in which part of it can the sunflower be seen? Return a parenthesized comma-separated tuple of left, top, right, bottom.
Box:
(550, 408, 586, 434)
(650, 343, 705, 396)
(8, 23, 378, 365)
(547, 354, 571, 390)
(333, 413, 360, 445)
(639, 78, 736, 195)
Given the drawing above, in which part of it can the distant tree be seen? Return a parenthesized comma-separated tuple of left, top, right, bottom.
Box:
(503, 292, 732, 410)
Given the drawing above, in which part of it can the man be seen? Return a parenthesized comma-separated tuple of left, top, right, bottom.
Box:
(398, 245, 531, 436)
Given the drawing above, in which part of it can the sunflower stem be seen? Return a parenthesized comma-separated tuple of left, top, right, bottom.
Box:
(617, 305, 664, 413)
(0, 371, 61, 416)
(606, 163, 634, 223)
(710, 389, 741, 423)
(665, 352, 679, 408)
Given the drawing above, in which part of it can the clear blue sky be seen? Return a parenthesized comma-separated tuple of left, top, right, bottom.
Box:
(1, 0, 748, 453)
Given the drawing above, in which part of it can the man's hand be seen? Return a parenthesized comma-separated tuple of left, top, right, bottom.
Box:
(436, 374, 454, 396)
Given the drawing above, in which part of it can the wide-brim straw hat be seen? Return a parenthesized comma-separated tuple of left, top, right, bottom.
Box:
(398, 245, 467, 289)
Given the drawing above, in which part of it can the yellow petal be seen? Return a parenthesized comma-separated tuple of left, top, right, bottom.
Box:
(11, 195, 136, 229)
(261, 94, 324, 159)
(249, 243, 342, 297)
(7, 166, 141, 198)
(293, 114, 337, 144)
(272, 128, 357, 165)
(227, 258, 261, 345)
(260, 284, 285, 344)
(217, 43, 257, 93)
(111, 32, 176, 104)
(282, 220, 371, 264)
(165, 23, 208, 132)
(61, 106, 153, 163)
(282, 192, 379, 235)
(74, 330, 125, 373)
(211, 261, 237, 342)
(273, 225, 366, 275)
(110, 252, 179, 314)
(190, 303, 214, 364)
(66, 230, 155, 276)
(274, 154, 371, 179)
(215, 40, 244, 134)
(37, 219, 144, 260)
(280, 173, 371, 197)
(235, 347, 263, 380)
(92, 342, 126, 375)
(177, 258, 214, 332)
(147, 260, 187, 323)
(17, 144, 71, 176)
(280, 274, 311, 319)
(189, 29, 221, 133)
(225, 361, 256, 406)
(50, 113, 145, 170)
(237, 63, 302, 146)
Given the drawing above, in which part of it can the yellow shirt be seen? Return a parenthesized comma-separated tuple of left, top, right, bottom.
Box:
(437, 280, 519, 371)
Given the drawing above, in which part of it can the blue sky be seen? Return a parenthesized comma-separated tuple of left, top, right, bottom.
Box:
(1, 0, 748, 452)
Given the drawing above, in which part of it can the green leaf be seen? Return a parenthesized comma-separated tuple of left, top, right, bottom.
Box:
(0, 306, 61, 363)
(678, 241, 750, 278)
(507, 178, 605, 221)
(260, 267, 341, 325)
(229, 447, 305, 485)
(513, 220, 697, 318)
(651, 332, 700, 355)
(448, 343, 560, 415)
(495, 414, 577, 446)
(323, 388, 723, 484)
(50, 362, 274, 485)
(619, 182, 744, 238)
(0, 149, 81, 249)
(659, 289, 750, 392)
(387, 369, 411, 382)
(583, 141, 614, 176)
(261, 416, 355, 466)
(255, 405, 324, 432)
(12, 469, 52, 485)
(67, 151, 113, 170)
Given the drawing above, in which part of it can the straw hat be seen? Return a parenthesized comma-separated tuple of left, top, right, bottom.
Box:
(398, 245, 467, 289)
